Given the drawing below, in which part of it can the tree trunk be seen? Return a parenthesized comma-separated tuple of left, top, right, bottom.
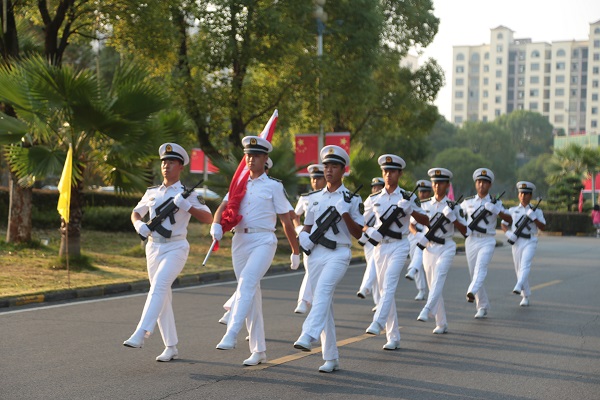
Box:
(58, 181, 82, 258)
(6, 171, 32, 243)
(0, 0, 19, 59)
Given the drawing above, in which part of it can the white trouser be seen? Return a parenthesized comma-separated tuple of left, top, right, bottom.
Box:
(296, 253, 313, 304)
(358, 243, 380, 305)
(373, 239, 410, 342)
(223, 292, 235, 310)
(407, 236, 428, 292)
(301, 246, 351, 361)
(511, 238, 538, 297)
(422, 240, 456, 327)
(136, 240, 189, 347)
(227, 232, 277, 353)
(465, 235, 496, 310)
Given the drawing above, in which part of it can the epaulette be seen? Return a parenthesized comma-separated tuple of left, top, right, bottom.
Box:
(301, 189, 322, 197)
(465, 195, 477, 200)
(147, 185, 160, 189)
(268, 176, 282, 183)
(420, 197, 433, 203)
(369, 190, 383, 197)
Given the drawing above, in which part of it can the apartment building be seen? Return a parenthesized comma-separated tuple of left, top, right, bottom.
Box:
(451, 20, 600, 137)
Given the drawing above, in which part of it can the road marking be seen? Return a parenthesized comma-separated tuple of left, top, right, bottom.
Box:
(530, 280, 562, 291)
(247, 333, 374, 371)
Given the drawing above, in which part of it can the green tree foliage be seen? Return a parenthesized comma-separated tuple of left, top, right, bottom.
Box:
(515, 153, 553, 198)
(431, 148, 487, 197)
(493, 110, 554, 163)
(547, 176, 583, 212)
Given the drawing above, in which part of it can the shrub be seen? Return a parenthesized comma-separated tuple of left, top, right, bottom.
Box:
(543, 211, 595, 235)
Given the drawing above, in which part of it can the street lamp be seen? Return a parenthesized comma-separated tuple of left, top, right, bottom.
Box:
(314, 0, 327, 152)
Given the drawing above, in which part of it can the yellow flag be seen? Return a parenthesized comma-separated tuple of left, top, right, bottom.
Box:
(57, 144, 73, 223)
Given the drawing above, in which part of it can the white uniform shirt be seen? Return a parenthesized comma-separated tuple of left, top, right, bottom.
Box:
(420, 196, 467, 240)
(506, 203, 546, 237)
(224, 173, 291, 231)
(133, 180, 209, 238)
(461, 194, 505, 235)
(364, 187, 424, 237)
(304, 184, 364, 246)
(294, 191, 320, 217)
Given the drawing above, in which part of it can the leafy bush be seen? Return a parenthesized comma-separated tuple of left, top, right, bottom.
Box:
(544, 211, 595, 235)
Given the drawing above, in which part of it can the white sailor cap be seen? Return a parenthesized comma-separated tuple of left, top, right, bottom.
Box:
(320, 145, 350, 166)
(307, 163, 325, 178)
(473, 168, 494, 183)
(416, 179, 433, 191)
(428, 167, 453, 182)
(378, 154, 406, 170)
(371, 177, 385, 187)
(159, 143, 189, 166)
(242, 135, 273, 154)
(265, 158, 273, 170)
(516, 181, 536, 193)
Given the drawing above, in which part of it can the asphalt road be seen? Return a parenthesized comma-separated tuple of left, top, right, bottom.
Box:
(1, 235, 599, 400)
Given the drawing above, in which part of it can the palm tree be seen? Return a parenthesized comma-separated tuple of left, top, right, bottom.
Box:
(0, 56, 181, 258)
(547, 143, 600, 208)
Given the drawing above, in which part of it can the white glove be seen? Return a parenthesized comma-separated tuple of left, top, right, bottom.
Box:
(484, 202, 500, 214)
(442, 205, 456, 223)
(526, 208, 537, 221)
(358, 232, 370, 246)
(290, 254, 301, 270)
(299, 231, 315, 252)
(397, 198, 412, 215)
(173, 193, 192, 212)
(210, 223, 223, 241)
(366, 227, 383, 244)
(466, 227, 472, 237)
(505, 231, 518, 243)
(133, 220, 151, 238)
(294, 225, 304, 236)
(415, 232, 428, 248)
(335, 198, 351, 215)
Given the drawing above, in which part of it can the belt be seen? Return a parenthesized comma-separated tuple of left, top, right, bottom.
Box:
(148, 235, 186, 243)
(234, 227, 275, 234)
(381, 238, 404, 244)
(320, 243, 352, 249)
(469, 232, 495, 238)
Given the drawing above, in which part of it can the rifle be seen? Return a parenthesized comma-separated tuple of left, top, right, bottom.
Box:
(417, 195, 463, 250)
(508, 197, 542, 245)
(301, 184, 363, 255)
(139, 179, 204, 241)
(467, 191, 505, 233)
(358, 185, 418, 246)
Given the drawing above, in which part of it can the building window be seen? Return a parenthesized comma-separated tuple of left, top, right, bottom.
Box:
(555, 88, 565, 96)
(497, 33, 503, 39)
(471, 53, 480, 61)
(455, 103, 464, 111)
(483, 103, 488, 110)
(557, 49, 566, 57)
(495, 96, 501, 104)
(556, 75, 565, 83)
(455, 116, 463, 123)
(483, 77, 489, 85)
(482, 116, 488, 122)
(518, 91, 524, 99)
(556, 62, 565, 70)
(496, 57, 502, 65)
(595, 40, 600, 48)
(518, 65, 525, 73)
(530, 102, 538, 110)
(555, 101, 564, 109)
(592, 120, 598, 128)
(456, 78, 464, 86)
(530, 76, 539, 84)
(573, 49, 579, 57)
(455, 91, 464, 98)
(456, 66, 464, 73)
(594, 67, 600, 75)
(530, 89, 539, 97)
(517, 104, 524, 110)
(594, 80, 599, 88)
(554, 115, 564, 123)
(483, 65, 489, 72)
(496, 70, 502, 78)
(496, 83, 502, 90)
(571, 89, 577, 96)
(593, 94, 599, 101)
(495, 109, 501, 116)
(572, 62, 579, 71)
(571, 76, 578, 84)
(531, 63, 540, 71)
(518, 78, 524, 86)
(595, 27, 600, 34)
(456, 53, 465, 61)
(484, 52, 490, 60)
(594, 53, 600, 61)
(531, 50, 540, 58)
(483, 90, 489, 98)
(497, 45, 503, 52)
(593, 107, 598, 115)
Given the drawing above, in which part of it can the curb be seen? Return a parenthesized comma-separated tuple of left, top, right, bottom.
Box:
(0, 257, 366, 309)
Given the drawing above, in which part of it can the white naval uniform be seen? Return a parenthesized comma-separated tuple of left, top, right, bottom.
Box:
(222, 173, 291, 353)
(461, 194, 505, 311)
(301, 184, 363, 361)
(358, 208, 380, 306)
(420, 197, 466, 328)
(505, 204, 546, 298)
(407, 218, 428, 293)
(132, 181, 210, 347)
(294, 192, 318, 306)
(365, 187, 423, 343)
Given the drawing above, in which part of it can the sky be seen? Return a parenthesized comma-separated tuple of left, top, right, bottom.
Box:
(420, 0, 600, 120)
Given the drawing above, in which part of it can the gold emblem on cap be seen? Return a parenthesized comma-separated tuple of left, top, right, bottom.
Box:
(482, 170, 487, 176)
(328, 148, 335, 154)
(419, 181, 424, 186)
(521, 183, 527, 188)
(435, 170, 441, 175)
(250, 138, 257, 145)
(372, 178, 378, 183)
(311, 167, 317, 173)
(166, 144, 172, 152)
(385, 156, 392, 163)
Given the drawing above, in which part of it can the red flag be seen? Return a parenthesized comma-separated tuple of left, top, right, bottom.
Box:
(295, 134, 319, 175)
(220, 110, 278, 232)
(578, 189, 584, 213)
(190, 148, 219, 174)
(448, 182, 455, 201)
(325, 132, 351, 174)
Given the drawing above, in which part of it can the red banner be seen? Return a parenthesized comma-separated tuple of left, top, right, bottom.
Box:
(190, 148, 219, 174)
(325, 132, 351, 174)
(295, 134, 319, 176)
(582, 173, 600, 192)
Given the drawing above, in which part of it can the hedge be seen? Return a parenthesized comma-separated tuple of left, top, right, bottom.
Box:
(0, 187, 220, 232)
